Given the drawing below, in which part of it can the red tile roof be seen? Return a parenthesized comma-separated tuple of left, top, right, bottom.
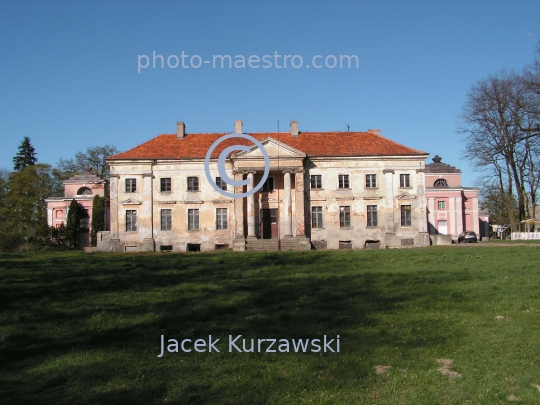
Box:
(109, 132, 427, 160)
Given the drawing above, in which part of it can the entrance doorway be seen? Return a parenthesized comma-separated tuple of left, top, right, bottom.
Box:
(260, 208, 278, 239)
(438, 220, 448, 235)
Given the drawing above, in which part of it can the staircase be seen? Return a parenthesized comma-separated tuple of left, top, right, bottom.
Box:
(245, 238, 279, 252)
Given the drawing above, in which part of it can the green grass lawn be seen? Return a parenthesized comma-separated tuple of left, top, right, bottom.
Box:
(1, 246, 540, 404)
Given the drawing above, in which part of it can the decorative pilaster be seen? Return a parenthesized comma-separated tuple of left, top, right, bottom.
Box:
(383, 170, 395, 233)
(416, 169, 428, 233)
(109, 174, 121, 252)
(283, 170, 293, 237)
(141, 172, 154, 251)
(456, 196, 464, 235)
(246, 172, 256, 238)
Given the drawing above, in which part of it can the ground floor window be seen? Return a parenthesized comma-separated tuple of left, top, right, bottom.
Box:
(311, 206, 323, 228)
(126, 210, 137, 232)
(161, 209, 172, 231)
(401, 205, 411, 226)
(216, 208, 228, 229)
(188, 209, 200, 230)
(340, 206, 351, 227)
(367, 205, 378, 227)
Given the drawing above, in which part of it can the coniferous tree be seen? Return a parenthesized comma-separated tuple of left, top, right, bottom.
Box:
(65, 199, 82, 249)
(13, 137, 38, 171)
(90, 195, 105, 247)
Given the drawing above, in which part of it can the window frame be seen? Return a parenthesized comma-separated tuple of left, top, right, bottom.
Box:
(401, 205, 412, 226)
(160, 209, 172, 231)
(339, 206, 351, 228)
(365, 174, 377, 188)
(125, 210, 138, 232)
(338, 174, 350, 189)
(188, 208, 200, 231)
(367, 205, 378, 227)
(311, 206, 323, 228)
(160, 178, 172, 192)
(438, 201, 446, 210)
(215, 177, 227, 191)
(262, 177, 275, 192)
(310, 175, 322, 189)
(125, 178, 137, 193)
(187, 177, 199, 192)
(216, 208, 228, 230)
(399, 174, 411, 188)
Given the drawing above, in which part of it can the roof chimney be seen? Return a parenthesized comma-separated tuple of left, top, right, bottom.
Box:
(177, 121, 185, 139)
(234, 120, 243, 133)
(290, 120, 299, 137)
(367, 129, 381, 136)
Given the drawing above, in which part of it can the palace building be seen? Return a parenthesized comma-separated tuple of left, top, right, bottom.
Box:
(94, 120, 432, 252)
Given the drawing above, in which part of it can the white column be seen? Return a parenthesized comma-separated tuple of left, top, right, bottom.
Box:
(428, 198, 435, 234)
(456, 196, 463, 235)
(247, 172, 256, 237)
(449, 197, 456, 236)
(417, 169, 427, 233)
(294, 171, 305, 236)
(110, 175, 119, 238)
(47, 208, 53, 227)
(284, 171, 293, 237)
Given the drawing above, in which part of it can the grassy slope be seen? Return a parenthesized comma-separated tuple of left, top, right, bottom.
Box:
(1, 246, 540, 404)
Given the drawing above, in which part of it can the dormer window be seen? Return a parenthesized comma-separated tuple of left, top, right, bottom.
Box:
(434, 179, 448, 187)
(77, 186, 92, 195)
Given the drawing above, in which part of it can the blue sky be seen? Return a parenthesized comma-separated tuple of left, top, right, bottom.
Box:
(0, 0, 538, 186)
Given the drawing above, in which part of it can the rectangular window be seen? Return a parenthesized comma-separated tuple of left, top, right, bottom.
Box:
(215, 177, 227, 191)
(160, 178, 171, 192)
(438, 201, 446, 210)
(262, 177, 275, 191)
(310, 175, 322, 189)
(125, 210, 137, 232)
(125, 178, 137, 193)
(187, 177, 199, 191)
(311, 206, 323, 228)
(400, 174, 411, 188)
(160, 209, 172, 231)
(401, 205, 412, 226)
(338, 174, 350, 189)
(339, 206, 351, 228)
(188, 209, 199, 230)
(216, 208, 228, 230)
(365, 174, 377, 188)
(367, 205, 378, 227)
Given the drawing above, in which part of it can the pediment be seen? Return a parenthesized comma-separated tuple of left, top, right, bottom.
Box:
(121, 198, 142, 205)
(396, 193, 417, 200)
(234, 137, 306, 159)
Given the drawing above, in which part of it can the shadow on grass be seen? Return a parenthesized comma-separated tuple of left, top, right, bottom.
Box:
(0, 251, 469, 405)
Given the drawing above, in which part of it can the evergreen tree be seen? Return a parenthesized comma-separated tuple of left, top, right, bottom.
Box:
(66, 199, 82, 249)
(90, 195, 105, 247)
(13, 137, 38, 171)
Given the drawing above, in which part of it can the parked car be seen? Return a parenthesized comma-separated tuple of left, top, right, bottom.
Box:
(458, 231, 478, 243)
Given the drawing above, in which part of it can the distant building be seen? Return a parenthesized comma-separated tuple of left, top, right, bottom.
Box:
(425, 155, 489, 241)
(99, 120, 432, 252)
(45, 167, 109, 248)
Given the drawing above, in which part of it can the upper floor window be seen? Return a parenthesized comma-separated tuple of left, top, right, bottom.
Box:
(401, 205, 412, 226)
(338, 174, 350, 189)
(126, 210, 137, 232)
(365, 174, 377, 188)
(438, 201, 446, 210)
(262, 177, 275, 192)
(434, 178, 448, 187)
(77, 186, 92, 195)
(125, 178, 137, 193)
(310, 175, 322, 189)
(340, 206, 351, 227)
(311, 206, 323, 228)
(215, 177, 227, 191)
(400, 174, 411, 188)
(187, 177, 199, 192)
(160, 178, 171, 192)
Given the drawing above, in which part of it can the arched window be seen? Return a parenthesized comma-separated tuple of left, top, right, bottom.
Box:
(434, 179, 448, 187)
(77, 187, 92, 195)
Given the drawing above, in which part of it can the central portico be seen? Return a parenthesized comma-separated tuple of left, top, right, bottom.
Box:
(229, 136, 311, 251)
